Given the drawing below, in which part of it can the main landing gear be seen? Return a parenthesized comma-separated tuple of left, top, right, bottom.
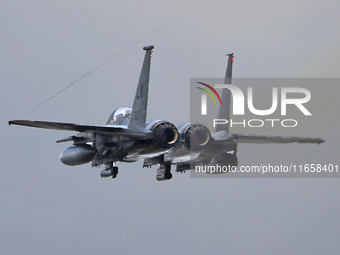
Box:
(156, 164, 172, 181)
(100, 162, 118, 178)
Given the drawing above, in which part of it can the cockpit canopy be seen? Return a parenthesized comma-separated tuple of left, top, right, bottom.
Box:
(106, 107, 132, 125)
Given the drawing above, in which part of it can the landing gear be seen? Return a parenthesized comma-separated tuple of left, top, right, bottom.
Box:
(220, 153, 238, 167)
(233, 144, 238, 157)
(100, 162, 119, 178)
(156, 164, 172, 181)
(111, 166, 118, 178)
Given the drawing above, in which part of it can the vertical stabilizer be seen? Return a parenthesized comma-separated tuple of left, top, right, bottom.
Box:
(128, 45, 154, 130)
(216, 53, 234, 132)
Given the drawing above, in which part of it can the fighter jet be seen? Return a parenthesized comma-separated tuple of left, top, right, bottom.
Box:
(9, 45, 324, 181)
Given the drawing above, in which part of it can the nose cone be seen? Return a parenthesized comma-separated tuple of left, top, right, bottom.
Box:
(59, 144, 97, 166)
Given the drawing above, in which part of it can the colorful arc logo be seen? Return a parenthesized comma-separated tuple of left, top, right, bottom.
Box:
(196, 82, 222, 115)
(196, 82, 222, 106)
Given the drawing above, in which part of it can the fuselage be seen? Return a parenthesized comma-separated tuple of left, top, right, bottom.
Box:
(97, 107, 229, 167)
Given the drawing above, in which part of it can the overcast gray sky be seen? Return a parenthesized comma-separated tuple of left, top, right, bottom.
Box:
(1, 1, 340, 254)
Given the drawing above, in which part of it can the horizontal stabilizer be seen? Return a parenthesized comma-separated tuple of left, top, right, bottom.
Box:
(233, 133, 325, 144)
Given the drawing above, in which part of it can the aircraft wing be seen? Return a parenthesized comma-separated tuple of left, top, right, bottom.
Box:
(232, 133, 325, 144)
(8, 120, 150, 139)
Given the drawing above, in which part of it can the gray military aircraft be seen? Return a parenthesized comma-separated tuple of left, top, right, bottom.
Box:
(9, 45, 324, 181)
